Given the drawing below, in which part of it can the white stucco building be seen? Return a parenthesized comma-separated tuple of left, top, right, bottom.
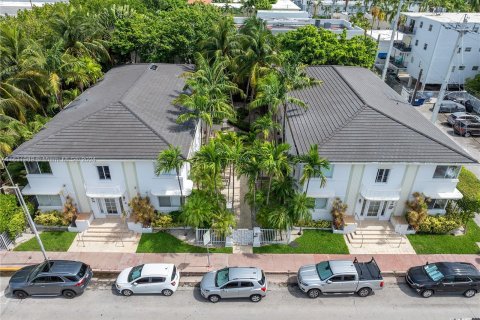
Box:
(286, 66, 477, 223)
(6, 64, 200, 219)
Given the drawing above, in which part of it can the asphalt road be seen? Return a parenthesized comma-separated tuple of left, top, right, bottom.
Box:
(1, 277, 479, 320)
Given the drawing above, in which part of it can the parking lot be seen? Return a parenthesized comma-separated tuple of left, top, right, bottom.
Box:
(416, 103, 480, 176)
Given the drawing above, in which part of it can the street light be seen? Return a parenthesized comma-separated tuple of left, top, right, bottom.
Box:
(0, 158, 48, 261)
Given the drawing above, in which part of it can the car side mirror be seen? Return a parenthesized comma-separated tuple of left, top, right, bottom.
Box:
(326, 280, 332, 284)
(133, 282, 138, 286)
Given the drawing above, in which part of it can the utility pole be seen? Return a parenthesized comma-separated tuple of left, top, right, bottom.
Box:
(431, 17, 472, 123)
(381, 0, 404, 81)
(410, 68, 423, 104)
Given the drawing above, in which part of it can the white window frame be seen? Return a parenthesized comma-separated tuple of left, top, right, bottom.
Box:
(433, 165, 460, 179)
(97, 166, 111, 180)
(314, 198, 328, 209)
(375, 169, 390, 183)
(25, 162, 52, 175)
(427, 199, 448, 210)
(36, 195, 62, 207)
(314, 165, 334, 179)
(158, 196, 181, 208)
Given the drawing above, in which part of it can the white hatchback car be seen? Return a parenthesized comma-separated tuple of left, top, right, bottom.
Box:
(115, 263, 180, 296)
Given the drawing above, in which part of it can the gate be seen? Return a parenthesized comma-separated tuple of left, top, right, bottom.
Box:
(0, 232, 13, 251)
(232, 229, 254, 245)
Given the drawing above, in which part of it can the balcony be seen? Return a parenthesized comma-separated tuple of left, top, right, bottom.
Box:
(398, 25, 416, 34)
(389, 57, 407, 70)
(393, 42, 412, 52)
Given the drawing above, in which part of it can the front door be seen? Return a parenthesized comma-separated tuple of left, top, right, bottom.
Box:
(361, 200, 393, 219)
(29, 276, 64, 295)
(98, 197, 121, 215)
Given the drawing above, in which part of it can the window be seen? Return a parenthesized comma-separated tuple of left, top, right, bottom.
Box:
(314, 198, 328, 209)
(419, 21, 423, 28)
(240, 281, 254, 287)
(414, 39, 418, 46)
(33, 276, 64, 284)
(36, 195, 62, 207)
(64, 276, 79, 282)
(427, 199, 448, 210)
(375, 169, 390, 183)
(473, 66, 479, 71)
(428, 24, 432, 31)
(329, 276, 343, 282)
(222, 282, 239, 289)
(158, 196, 180, 207)
(459, 65, 465, 70)
(103, 198, 118, 214)
(423, 43, 428, 50)
(433, 165, 460, 179)
(424, 264, 444, 281)
(452, 66, 456, 72)
(343, 275, 356, 281)
(465, 47, 472, 52)
(454, 276, 471, 283)
(97, 166, 111, 180)
(25, 161, 52, 174)
(316, 261, 333, 280)
(128, 264, 144, 282)
(135, 278, 150, 284)
(319, 165, 334, 178)
(215, 268, 229, 287)
(151, 277, 166, 283)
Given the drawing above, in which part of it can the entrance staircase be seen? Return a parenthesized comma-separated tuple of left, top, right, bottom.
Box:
(69, 218, 140, 253)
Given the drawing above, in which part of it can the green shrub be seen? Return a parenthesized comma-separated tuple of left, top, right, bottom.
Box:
(0, 194, 26, 238)
(34, 211, 68, 226)
(298, 220, 332, 228)
(168, 210, 182, 223)
(418, 215, 460, 234)
(152, 214, 174, 228)
(457, 168, 480, 214)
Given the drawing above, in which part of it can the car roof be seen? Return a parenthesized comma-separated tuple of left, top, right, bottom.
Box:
(141, 264, 175, 277)
(329, 261, 357, 274)
(228, 267, 263, 281)
(436, 262, 480, 276)
(440, 100, 462, 106)
(450, 112, 467, 117)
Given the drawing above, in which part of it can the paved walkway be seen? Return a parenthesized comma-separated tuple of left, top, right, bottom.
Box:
(1, 251, 479, 275)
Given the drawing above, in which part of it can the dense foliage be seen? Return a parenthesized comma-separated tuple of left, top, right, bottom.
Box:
(465, 74, 480, 99)
(0, 194, 26, 237)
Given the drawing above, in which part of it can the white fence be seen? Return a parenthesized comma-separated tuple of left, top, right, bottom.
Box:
(259, 228, 291, 245)
(0, 232, 13, 251)
(195, 229, 226, 246)
(195, 228, 290, 247)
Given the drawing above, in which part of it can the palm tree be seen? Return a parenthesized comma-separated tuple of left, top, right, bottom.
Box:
(258, 205, 294, 234)
(252, 112, 281, 141)
(200, 17, 241, 61)
(238, 142, 264, 220)
(155, 145, 186, 205)
(289, 192, 314, 235)
(179, 190, 214, 228)
(259, 142, 292, 205)
(298, 144, 330, 194)
(175, 93, 213, 144)
(469, 0, 480, 11)
(191, 139, 227, 194)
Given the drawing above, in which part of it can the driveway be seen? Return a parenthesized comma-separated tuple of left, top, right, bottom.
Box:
(416, 103, 480, 177)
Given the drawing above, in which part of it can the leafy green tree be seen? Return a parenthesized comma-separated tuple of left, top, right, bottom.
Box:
(200, 16, 241, 61)
(0, 194, 26, 238)
(155, 145, 186, 204)
(179, 190, 214, 228)
(259, 142, 292, 205)
(252, 112, 281, 141)
(465, 74, 480, 98)
(289, 192, 314, 234)
(191, 139, 227, 194)
(298, 144, 330, 194)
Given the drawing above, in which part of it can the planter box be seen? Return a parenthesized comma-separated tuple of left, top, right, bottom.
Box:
(36, 225, 69, 232)
(127, 221, 153, 233)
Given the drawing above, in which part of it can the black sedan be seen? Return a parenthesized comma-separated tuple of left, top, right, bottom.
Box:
(406, 262, 480, 298)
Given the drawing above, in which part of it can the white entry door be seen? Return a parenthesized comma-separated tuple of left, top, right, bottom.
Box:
(98, 197, 121, 215)
(362, 200, 387, 219)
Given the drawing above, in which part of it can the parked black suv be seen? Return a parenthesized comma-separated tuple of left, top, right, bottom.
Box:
(406, 262, 480, 298)
(8, 260, 93, 299)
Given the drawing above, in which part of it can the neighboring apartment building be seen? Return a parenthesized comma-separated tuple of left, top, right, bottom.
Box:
(286, 66, 477, 221)
(393, 12, 480, 89)
(6, 64, 200, 219)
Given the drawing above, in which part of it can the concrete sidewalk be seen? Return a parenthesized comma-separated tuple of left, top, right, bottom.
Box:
(1, 251, 479, 275)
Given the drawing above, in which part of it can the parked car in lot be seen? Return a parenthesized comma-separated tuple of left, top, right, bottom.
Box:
(453, 120, 480, 137)
(115, 263, 179, 296)
(431, 101, 466, 113)
(406, 262, 480, 298)
(8, 260, 92, 299)
(447, 112, 480, 125)
(200, 267, 267, 303)
(297, 258, 384, 298)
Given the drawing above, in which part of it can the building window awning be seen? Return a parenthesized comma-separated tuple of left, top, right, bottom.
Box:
(150, 180, 193, 197)
(306, 189, 335, 198)
(21, 184, 63, 195)
(424, 188, 463, 200)
(361, 187, 401, 201)
(85, 185, 124, 198)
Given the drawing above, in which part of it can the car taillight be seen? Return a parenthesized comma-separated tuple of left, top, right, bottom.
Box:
(171, 281, 176, 286)
(75, 278, 86, 287)
(380, 281, 384, 288)
(261, 286, 267, 292)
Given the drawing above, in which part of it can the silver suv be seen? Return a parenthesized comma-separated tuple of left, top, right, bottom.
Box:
(200, 267, 267, 303)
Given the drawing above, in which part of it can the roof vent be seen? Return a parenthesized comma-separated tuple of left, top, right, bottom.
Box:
(150, 65, 158, 71)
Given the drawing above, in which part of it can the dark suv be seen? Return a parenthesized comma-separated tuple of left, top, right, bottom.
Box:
(453, 119, 480, 137)
(406, 262, 480, 298)
(8, 260, 93, 299)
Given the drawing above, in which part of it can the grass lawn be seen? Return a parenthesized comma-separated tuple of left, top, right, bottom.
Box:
(136, 231, 232, 253)
(14, 231, 76, 252)
(407, 220, 480, 254)
(253, 230, 349, 254)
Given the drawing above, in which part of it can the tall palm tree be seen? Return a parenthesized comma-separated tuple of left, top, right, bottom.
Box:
(155, 145, 186, 205)
(260, 142, 292, 205)
(298, 144, 330, 194)
(175, 93, 213, 144)
(252, 112, 281, 141)
(191, 139, 227, 194)
(179, 190, 214, 228)
(238, 142, 263, 220)
(200, 17, 241, 61)
(289, 192, 315, 235)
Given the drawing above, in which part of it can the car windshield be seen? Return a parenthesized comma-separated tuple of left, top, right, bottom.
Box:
(316, 261, 333, 281)
(423, 264, 444, 282)
(215, 268, 229, 287)
(128, 265, 144, 282)
(77, 264, 87, 278)
(28, 261, 53, 281)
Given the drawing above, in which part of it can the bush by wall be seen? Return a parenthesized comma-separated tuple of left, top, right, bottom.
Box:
(457, 168, 480, 214)
(34, 211, 69, 226)
(297, 220, 332, 229)
(418, 215, 460, 234)
(0, 194, 26, 238)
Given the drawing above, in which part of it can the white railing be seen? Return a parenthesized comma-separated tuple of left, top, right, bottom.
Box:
(0, 232, 13, 251)
(259, 228, 290, 245)
(195, 229, 226, 245)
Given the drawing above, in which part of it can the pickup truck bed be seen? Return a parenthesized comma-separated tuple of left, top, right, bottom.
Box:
(354, 258, 383, 281)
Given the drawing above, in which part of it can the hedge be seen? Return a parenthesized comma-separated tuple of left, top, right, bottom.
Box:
(0, 194, 26, 238)
(457, 168, 480, 213)
(34, 211, 69, 226)
(418, 215, 460, 234)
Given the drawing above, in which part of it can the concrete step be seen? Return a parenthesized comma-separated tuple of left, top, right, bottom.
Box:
(84, 229, 130, 234)
(353, 230, 397, 236)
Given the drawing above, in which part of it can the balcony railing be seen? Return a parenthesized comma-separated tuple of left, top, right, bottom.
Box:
(389, 57, 407, 69)
(393, 42, 412, 52)
(398, 25, 416, 34)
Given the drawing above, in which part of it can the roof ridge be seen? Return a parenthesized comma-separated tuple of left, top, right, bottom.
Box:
(332, 66, 477, 163)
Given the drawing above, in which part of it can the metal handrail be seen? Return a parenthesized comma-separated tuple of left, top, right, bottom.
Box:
(353, 213, 364, 248)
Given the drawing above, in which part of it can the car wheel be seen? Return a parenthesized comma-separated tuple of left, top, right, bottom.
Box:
(208, 295, 220, 303)
(357, 287, 372, 297)
(421, 289, 434, 298)
(62, 290, 77, 299)
(122, 289, 133, 297)
(307, 288, 321, 299)
(162, 289, 173, 296)
(463, 289, 476, 298)
(250, 294, 262, 302)
(13, 290, 28, 299)
(465, 132, 471, 137)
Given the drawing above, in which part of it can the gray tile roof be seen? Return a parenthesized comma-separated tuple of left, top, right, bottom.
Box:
(286, 66, 477, 164)
(7, 64, 196, 161)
